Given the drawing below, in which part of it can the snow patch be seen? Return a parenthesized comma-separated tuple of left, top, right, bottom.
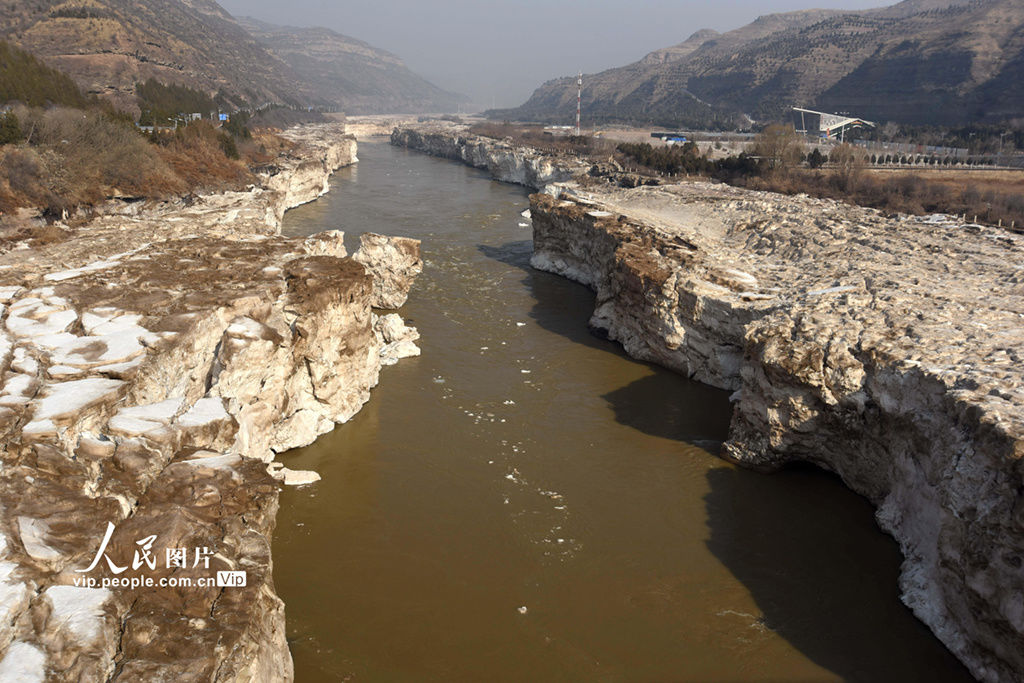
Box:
(179, 452, 240, 470)
(0, 641, 46, 683)
(44, 585, 111, 643)
(34, 378, 124, 421)
(109, 397, 184, 437)
(17, 517, 60, 561)
(177, 397, 229, 427)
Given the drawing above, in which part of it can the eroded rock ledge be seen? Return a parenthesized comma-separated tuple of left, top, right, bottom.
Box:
(530, 184, 1024, 683)
(392, 123, 1024, 681)
(0, 124, 421, 680)
(391, 122, 586, 189)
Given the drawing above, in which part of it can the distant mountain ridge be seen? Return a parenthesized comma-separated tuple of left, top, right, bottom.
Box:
(0, 0, 303, 111)
(0, 0, 463, 115)
(491, 0, 1024, 128)
(237, 17, 467, 115)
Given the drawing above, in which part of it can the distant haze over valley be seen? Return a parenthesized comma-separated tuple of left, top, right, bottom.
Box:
(218, 0, 893, 110)
(491, 0, 1024, 128)
(1, 0, 1019, 125)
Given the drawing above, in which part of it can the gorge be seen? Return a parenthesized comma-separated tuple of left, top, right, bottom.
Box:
(0, 117, 1015, 681)
(391, 122, 1024, 683)
(0, 124, 423, 680)
(270, 136, 980, 681)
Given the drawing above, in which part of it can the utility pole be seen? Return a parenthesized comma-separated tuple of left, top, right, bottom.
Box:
(576, 72, 582, 137)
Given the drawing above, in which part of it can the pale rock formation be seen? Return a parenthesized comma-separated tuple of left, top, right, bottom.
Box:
(0, 123, 420, 680)
(0, 234, 379, 681)
(353, 233, 423, 309)
(301, 229, 347, 258)
(373, 313, 421, 366)
(391, 123, 588, 190)
(529, 183, 1024, 683)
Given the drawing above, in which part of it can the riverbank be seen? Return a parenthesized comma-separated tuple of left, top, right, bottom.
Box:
(0, 123, 421, 680)
(392, 123, 1024, 682)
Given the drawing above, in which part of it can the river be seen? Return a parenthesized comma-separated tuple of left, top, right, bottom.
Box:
(276, 141, 972, 682)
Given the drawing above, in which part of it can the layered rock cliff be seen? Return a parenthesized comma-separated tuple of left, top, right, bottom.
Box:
(0, 124, 421, 680)
(528, 186, 1024, 683)
(391, 123, 587, 190)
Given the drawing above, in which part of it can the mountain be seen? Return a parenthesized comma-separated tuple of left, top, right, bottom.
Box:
(0, 0, 306, 111)
(237, 17, 467, 115)
(0, 38, 92, 109)
(491, 0, 1024, 128)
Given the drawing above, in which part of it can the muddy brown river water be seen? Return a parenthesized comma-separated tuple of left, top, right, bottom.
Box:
(277, 141, 972, 682)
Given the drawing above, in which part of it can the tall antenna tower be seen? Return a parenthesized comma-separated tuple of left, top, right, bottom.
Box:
(575, 72, 582, 136)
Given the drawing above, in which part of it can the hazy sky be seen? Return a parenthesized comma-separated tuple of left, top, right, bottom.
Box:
(218, 0, 896, 109)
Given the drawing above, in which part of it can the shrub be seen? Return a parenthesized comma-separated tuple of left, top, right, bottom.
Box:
(218, 132, 239, 159)
(807, 148, 826, 169)
(153, 120, 249, 190)
(222, 113, 251, 140)
(0, 111, 22, 144)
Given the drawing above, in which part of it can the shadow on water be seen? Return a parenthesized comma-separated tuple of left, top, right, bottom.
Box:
(602, 373, 732, 448)
(477, 240, 622, 352)
(480, 238, 974, 681)
(480, 239, 733, 449)
(704, 462, 975, 682)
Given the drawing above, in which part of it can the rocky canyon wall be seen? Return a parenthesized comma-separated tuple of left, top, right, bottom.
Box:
(0, 124, 421, 681)
(528, 186, 1024, 683)
(391, 123, 1024, 681)
(391, 123, 587, 189)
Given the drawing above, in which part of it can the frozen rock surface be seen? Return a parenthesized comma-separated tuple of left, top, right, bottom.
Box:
(391, 122, 588, 190)
(529, 182, 1024, 683)
(0, 124, 417, 681)
(353, 233, 423, 309)
(373, 313, 421, 367)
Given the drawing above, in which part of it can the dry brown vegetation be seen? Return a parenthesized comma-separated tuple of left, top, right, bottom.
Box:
(0, 108, 281, 223)
(148, 121, 252, 192)
(741, 165, 1024, 229)
(474, 122, 1024, 230)
(0, 107, 184, 217)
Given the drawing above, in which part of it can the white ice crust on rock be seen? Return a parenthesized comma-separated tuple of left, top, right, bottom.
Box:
(44, 586, 111, 643)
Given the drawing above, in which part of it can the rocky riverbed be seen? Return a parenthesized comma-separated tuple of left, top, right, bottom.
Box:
(394, 123, 1024, 683)
(0, 123, 422, 680)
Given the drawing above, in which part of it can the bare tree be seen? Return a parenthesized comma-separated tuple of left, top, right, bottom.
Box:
(830, 143, 865, 191)
(750, 123, 803, 171)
